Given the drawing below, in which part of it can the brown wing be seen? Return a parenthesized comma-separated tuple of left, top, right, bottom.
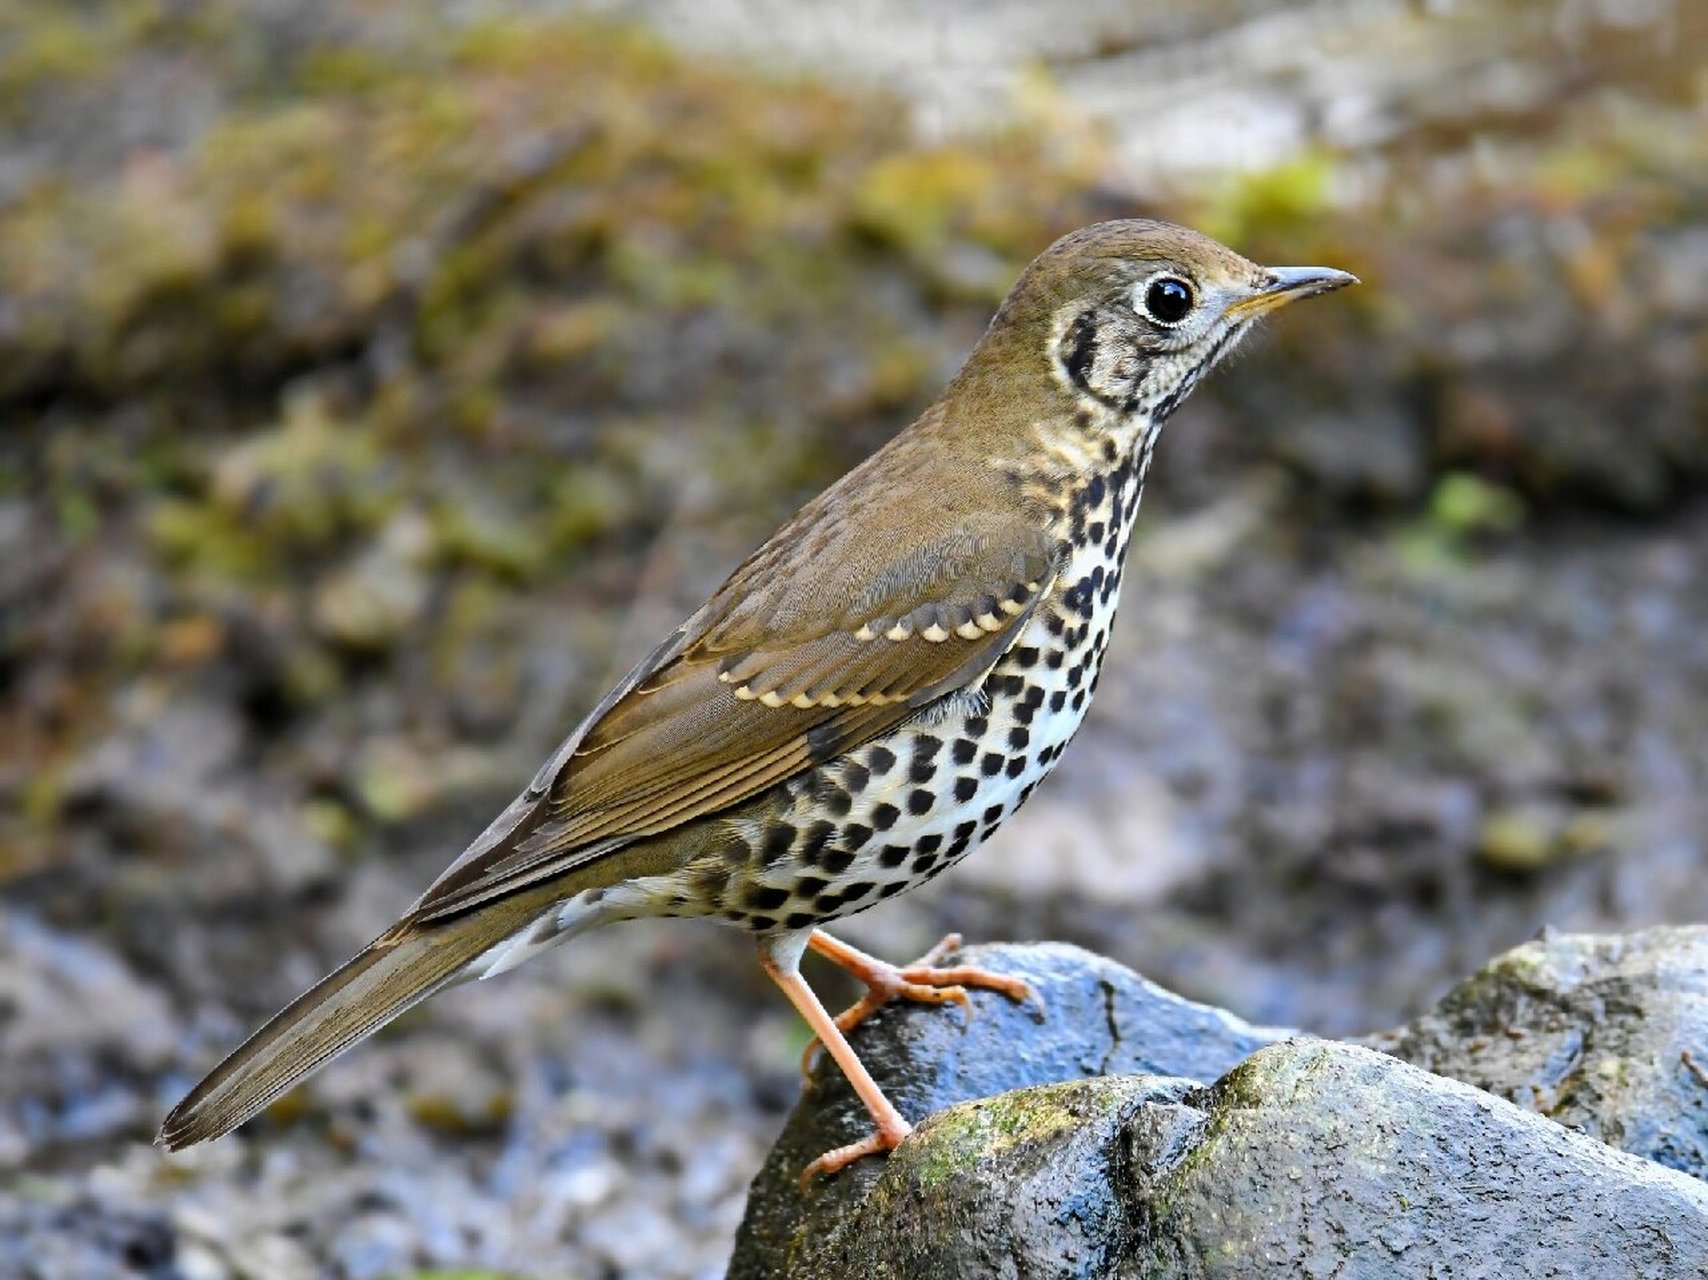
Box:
(409, 516, 1061, 921)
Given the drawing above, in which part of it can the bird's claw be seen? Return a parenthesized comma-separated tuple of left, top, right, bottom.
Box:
(799, 932, 1039, 1078)
(798, 1114, 912, 1186)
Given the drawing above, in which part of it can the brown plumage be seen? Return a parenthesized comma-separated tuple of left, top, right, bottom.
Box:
(159, 220, 1355, 1173)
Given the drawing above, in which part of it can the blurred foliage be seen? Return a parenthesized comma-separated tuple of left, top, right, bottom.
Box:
(0, 7, 1110, 887)
(1185, 33, 1708, 512)
(1, 0, 1705, 902)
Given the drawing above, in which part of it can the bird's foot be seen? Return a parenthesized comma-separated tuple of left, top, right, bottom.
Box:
(800, 931, 1038, 1077)
(798, 1111, 913, 1186)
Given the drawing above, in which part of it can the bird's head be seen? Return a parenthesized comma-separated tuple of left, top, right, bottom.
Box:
(970, 219, 1356, 427)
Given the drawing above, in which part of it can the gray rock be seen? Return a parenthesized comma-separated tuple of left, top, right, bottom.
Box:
(734, 1041, 1708, 1279)
(1365, 924, 1708, 1180)
(0, 1196, 180, 1280)
(731, 941, 1290, 1274)
(0, 911, 177, 1161)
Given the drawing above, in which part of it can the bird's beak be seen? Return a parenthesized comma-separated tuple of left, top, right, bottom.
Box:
(1227, 265, 1359, 319)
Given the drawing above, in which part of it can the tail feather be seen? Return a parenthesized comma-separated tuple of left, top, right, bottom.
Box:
(158, 909, 528, 1150)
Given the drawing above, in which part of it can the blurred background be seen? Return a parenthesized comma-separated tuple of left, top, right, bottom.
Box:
(1, 1, 1704, 1276)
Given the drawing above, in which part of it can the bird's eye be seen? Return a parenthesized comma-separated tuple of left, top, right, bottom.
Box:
(1143, 277, 1194, 325)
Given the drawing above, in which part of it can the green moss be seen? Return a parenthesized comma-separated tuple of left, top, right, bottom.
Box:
(907, 1081, 1104, 1190)
(1477, 809, 1560, 874)
(1429, 473, 1526, 537)
(1193, 149, 1341, 249)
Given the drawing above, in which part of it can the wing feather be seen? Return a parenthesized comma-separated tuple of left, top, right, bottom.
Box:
(409, 519, 1062, 921)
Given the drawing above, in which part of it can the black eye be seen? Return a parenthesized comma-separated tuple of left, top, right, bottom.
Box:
(1144, 277, 1194, 325)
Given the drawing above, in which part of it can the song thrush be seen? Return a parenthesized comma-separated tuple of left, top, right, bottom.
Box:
(159, 220, 1355, 1177)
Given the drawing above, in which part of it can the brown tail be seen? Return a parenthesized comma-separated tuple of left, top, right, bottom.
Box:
(158, 909, 527, 1150)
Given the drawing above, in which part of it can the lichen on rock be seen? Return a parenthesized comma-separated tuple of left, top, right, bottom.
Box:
(733, 935, 1708, 1279)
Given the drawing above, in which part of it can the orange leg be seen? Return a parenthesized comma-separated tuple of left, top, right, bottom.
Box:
(799, 931, 1038, 1077)
(758, 942, 914, 1183)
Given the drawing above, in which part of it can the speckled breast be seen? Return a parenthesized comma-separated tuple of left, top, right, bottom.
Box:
(714, 448, 1148, 935)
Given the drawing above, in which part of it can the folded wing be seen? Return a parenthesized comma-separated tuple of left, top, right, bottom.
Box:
(411, 515, 1062, 921)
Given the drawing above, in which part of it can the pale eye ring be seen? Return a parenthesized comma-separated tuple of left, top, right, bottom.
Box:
(1139, 274, 1195, 326)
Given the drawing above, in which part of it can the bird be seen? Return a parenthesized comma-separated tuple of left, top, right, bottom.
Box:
(158, 219, 1355, 1178)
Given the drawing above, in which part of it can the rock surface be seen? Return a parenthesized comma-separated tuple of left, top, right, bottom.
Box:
(1367, 924, 1708, 1181)
(732, 936, 1708, 1279)
(732, 941, 1290, 1272)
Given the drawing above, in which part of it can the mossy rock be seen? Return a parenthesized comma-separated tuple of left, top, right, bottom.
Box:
(735, 1040, 1708, 1279)
(1366, 924, 1708, 1180)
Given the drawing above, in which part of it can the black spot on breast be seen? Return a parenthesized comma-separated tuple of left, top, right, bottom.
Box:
(747, 885, 790, 911)
(907, 789, 934, 816)
(843, 761, 871, 792)
(785, 912, 817, 930)
(965, 716, 990, 738)
(843, 882, 875, 902)
(872, 802, 900, 831)
(981, 751, 1005, 777)
(843, 822, 874, 850)
(1005, 756, 1026, 779)
(749, 914, 777, 931)
(796, 876, 829, 898)
(954, 820, 978, 843)
(912, 853, 939, 875)
(800, 820, 836, 864)
(868, 746, 896, 776)
(983, 803, 1005, 825)
(762, 824, 796, 863)
(952, 738, 978, 766)
(1009, 726, 1030, 750)
(880, 844, 909, 867)
(954, 776, 979, 803)
(918, 833, 943, 854)
(814, 778, 853, 817)
(822, 848, 856, 874)
(1012, 646, 1039, 668)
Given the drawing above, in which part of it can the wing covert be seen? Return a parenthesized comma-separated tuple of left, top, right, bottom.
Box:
(410, 520, 1061, 921)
